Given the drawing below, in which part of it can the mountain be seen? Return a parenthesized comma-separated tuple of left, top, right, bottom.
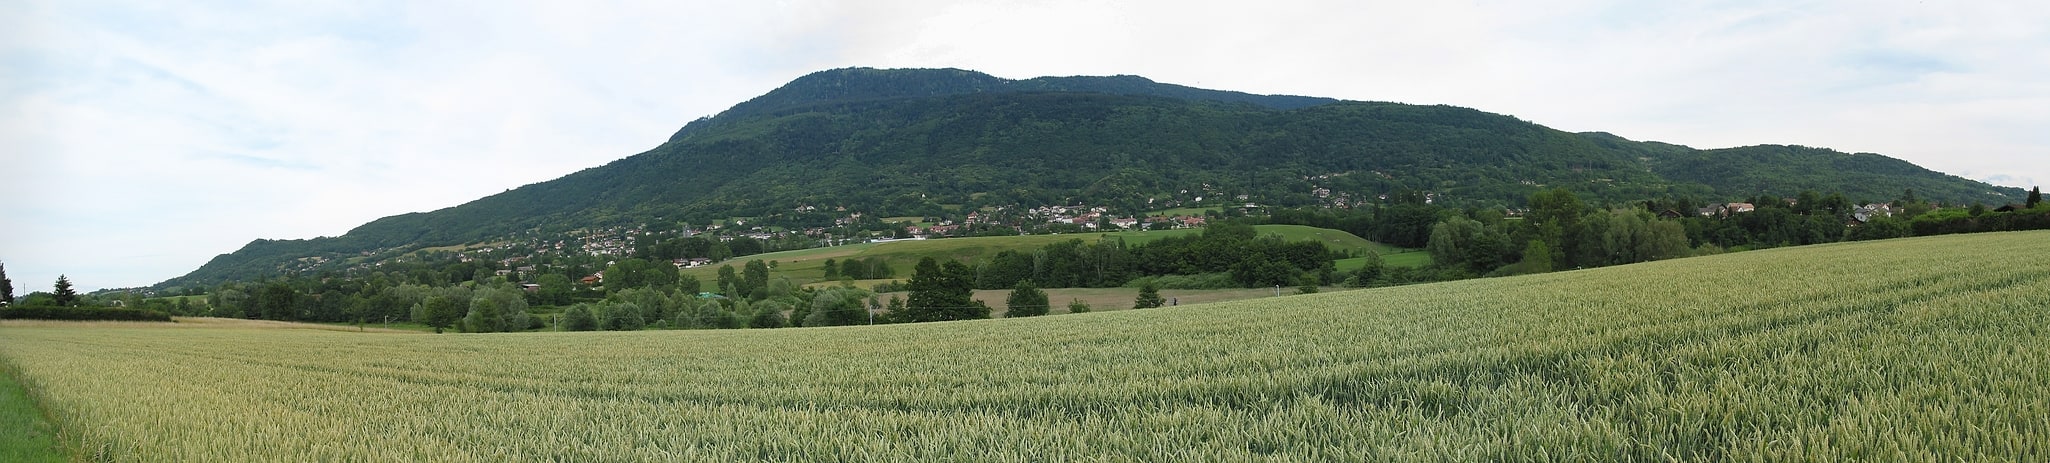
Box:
(156, 67, 2025, 289)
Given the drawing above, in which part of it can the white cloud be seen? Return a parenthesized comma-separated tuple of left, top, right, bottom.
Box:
(3, 0, 2046, 290)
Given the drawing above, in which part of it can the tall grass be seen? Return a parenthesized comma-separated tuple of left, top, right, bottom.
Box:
(2, 231, 2046, 461)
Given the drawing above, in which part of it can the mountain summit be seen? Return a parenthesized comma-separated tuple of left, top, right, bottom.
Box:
(157, 68, 2023, 288)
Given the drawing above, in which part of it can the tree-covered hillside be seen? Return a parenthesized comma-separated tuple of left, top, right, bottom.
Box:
(157, 67, 2025, 289)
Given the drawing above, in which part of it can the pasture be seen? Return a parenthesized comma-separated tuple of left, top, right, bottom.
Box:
(3, 231, 2047, 461)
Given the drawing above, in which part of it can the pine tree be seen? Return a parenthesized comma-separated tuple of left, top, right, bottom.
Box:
(2029, 186, 2042, 209)
(0, 262, 14, 306)
(1133, 282, 1165, 309)
(52, 274, 77, 307)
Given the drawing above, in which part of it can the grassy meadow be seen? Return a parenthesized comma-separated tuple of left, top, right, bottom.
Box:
(3, 231, 2048, 461)
(0, 362, 65, 463)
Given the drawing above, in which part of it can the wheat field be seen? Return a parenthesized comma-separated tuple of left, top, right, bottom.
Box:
(3, 231, 2047, 461)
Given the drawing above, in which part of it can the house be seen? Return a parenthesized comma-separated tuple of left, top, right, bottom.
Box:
(1850, 204, 1901, 224)
(1656, 209, 1685, 219)
(580, 274, 602, 285)
(1700, 203, 1755, 217)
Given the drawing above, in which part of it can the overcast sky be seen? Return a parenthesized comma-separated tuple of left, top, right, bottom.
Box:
(3, 0, 2046, 291)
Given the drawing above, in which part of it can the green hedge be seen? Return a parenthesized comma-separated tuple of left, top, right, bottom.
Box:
(0, 307, 174, 322)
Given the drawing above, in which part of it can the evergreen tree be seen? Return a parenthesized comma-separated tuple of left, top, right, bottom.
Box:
(0, 262, 14, 306)
(1004, 280, 1049, 317)
(52, 274, 77, 307)
(1133, 282, 1164, 309)
(2030, 186, 2043, 209)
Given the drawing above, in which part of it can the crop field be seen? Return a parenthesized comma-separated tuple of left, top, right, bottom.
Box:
(4, 231, 2048, 461)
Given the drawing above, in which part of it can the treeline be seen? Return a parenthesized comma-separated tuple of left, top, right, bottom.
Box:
(1327, 186, 2050, 288)
(0, 272, 176, 322)
(126, 187, 2045, 333)
(955, 222, 1340, 291)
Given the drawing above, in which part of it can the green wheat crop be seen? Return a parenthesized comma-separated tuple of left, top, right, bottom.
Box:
(3, 231, 2046, 461)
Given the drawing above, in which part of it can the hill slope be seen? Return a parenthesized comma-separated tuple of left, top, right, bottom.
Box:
(16, 231, 2050, 460)
(158, 67, 2025, 288)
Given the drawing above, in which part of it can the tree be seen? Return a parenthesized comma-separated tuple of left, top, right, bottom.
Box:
(1066, 298, 1092, 314)
(716, 264, 738, 297)
(418, 295, 462, 333)
(0, 262, 14, 306)
(1004, 280, 1049, 317)
(1500, 240, 1553, 276)
(742, 260, 770, 300)
(1350, 251, 1385, 287)
(805, 287, 870, 326)
(1133, 282, 1164, 309)
(601, 302, 645, 331)
(604, 259, 658, 291)
(536, 274, 573, 306)
(1525, 188, 1584, 266)
(903, 257, 988, 322)
(463, 298, 506, 333)
(560, 304, 599, 331)
(749, 300, 788, 328)
(253, 281, 298, 320)
(1427, 216, 1509, 275)
(52, 275, 77, 307)
(2030, 186, 2042, 209)
(821, 258, 840, 280)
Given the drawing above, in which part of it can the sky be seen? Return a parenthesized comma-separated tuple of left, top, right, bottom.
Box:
(2, 0, 2046, 292)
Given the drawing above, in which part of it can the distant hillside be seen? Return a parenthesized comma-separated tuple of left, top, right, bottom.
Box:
(157, 67, 2025, 289)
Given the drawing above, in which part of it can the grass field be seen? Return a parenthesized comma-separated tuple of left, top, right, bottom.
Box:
(4, 231, 2048, 460)
(684, 224, 1414, 289)
(0, 362, 65, 463)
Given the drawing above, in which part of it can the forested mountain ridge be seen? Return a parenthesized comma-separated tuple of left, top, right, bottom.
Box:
(156, 67, 2025, 289)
